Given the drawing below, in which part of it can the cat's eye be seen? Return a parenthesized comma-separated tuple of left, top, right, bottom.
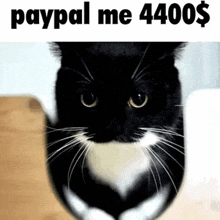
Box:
(129, 93, 148, 108)
(81, 93, 98, 108)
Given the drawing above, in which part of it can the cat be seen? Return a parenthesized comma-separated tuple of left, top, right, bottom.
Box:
(46, 42, 185, 220)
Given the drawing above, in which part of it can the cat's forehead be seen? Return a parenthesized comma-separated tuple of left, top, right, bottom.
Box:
(86, 43, 147, 58)
(54, 42, 184, 63)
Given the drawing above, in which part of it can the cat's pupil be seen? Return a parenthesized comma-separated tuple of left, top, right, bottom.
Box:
(129, 93, 148, 108)
(81, 93, 98, 107)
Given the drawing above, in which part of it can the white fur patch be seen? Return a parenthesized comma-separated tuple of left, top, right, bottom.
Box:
(75, 131, 159, 198)
(63, 185, 114, 220)
(83, 208, 115, 220)
(119, 185, 169, 220)
(63, 185, 169, 220)
(63, 185, 88, 217)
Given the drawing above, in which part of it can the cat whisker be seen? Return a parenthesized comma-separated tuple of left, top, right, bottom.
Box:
(63, 66, 92, 83)
(148, 147, 178, 193)
(46, 126, 87, 134)
(134, 56, 171, 82)
(158, 139, 185, 156)
(47, 131, 88, 148)
(150, 154, 162, 191)
(47, 143, 75, 165)
(77, 54, 94, 81)
(47, 135, 76, 149)
(141, 147, 160, 194)
(139, 127, 184, 138)
(155, 144, 184, 170)
(131, 43, 150, 79)
(133, 66, 149, 82)
(67, 145, 87, 187)
(76, 69, 92, 82)
(47, 137, 82, 163)
(133, 50, 172, 82)
(47, 131, 89, 161)
(163, 125, 179, 131)
(67, 138, 91, 188)
(66, 131, 91, 181)
(149, 164, 159, 194)
(81, 141, 93, 183)
(154, 127, 183, 137)
(47, 138, 75, 158)
(159, 137, 185, 150)
(157, 125, 176, 131)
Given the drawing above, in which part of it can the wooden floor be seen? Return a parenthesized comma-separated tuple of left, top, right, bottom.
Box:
(0, 97, 220, 219)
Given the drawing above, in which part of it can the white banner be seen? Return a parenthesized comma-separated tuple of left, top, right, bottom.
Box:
(0, 0, 218, 41)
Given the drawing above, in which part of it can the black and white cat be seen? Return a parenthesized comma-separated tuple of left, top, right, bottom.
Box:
(47, 42, 185, 220)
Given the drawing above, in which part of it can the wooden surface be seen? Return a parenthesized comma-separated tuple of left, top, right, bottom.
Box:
(0, 97, 73, 219)
(0, 96, 220, 220)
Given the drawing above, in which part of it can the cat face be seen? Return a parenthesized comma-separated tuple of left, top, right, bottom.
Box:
(55, 43, 182, 143)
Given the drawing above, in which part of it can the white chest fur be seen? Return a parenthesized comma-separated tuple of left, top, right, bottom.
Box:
(85, 131, 159, 198)
(63, 184, 169, 220)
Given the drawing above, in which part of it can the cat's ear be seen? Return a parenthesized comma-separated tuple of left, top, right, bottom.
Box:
(167, 42, 186, 60)
(50, 42, 94, 59)
(50, 42, 77, 59)
(145, 42, 186, 62)
(50, 42, 63, 58)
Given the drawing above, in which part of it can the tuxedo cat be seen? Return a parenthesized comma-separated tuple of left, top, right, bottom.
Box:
(47, 42, 185, 220)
